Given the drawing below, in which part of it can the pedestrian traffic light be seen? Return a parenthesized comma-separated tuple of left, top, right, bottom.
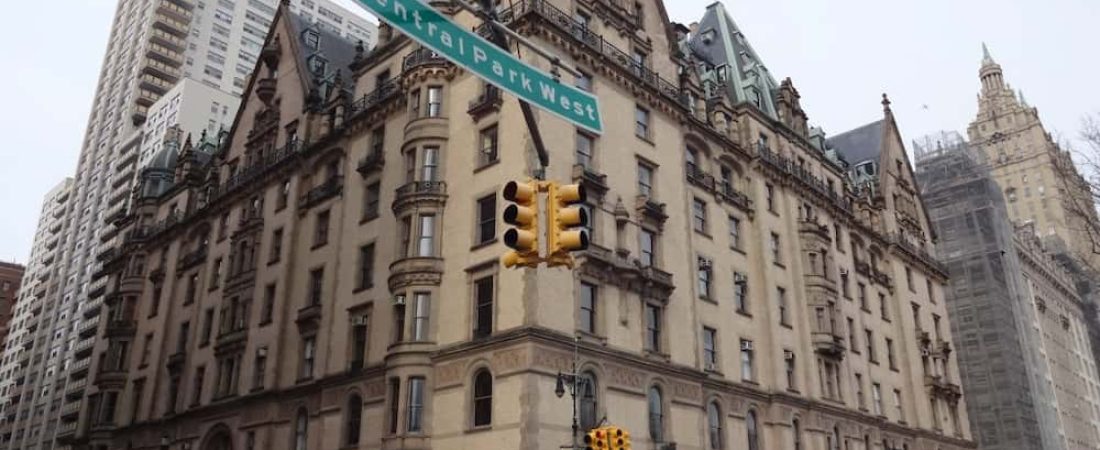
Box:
(501, 180, 540, 268)
(607, 426, 630, 450)
(584, 427, 609, 450)
(546, 182, 589, 267)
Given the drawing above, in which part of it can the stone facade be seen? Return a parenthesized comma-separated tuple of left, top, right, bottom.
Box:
(78, 2, 973, 450)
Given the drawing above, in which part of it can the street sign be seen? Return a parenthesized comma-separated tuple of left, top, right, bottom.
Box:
(352, 0, 604, 134)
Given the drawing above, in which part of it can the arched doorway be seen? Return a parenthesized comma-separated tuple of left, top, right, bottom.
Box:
(200, 425, 233, 450)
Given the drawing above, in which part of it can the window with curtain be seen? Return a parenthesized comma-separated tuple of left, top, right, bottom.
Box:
(294, 408, 308, 450)
(473, 370, 493, 427)
(421, 147, 439, 181)
(345, 395, 363, 445)
(647, 386, 663, 442)
(746, 410, 759, 450)
(417, 215, 435, 257)
(579, 282, 597, 334)
(707, 401, 722, 450)
(579, 372, 598, 430)
(427, 86, 442, 117)
(412, 293, 430, 341)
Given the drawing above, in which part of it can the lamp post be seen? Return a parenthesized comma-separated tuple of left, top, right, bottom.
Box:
(554, 337, 587, 450)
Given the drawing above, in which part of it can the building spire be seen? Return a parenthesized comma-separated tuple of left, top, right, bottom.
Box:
(981, 42, 994, 65)
(1018, 89, 1028, 106)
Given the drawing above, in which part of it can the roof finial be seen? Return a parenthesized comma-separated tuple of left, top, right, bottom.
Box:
(981, 42, 995, 64)
(881, 93, 892, 112)
(1018, 89, 1028, 106)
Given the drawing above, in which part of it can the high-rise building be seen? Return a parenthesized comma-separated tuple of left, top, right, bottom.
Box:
(0, 1, 373, 449)
(0, 263, 26, 361)
(79, 2, 972, 450)
(137, 79, 240, 169)
(0, 179, 73, 446)
(916, 134, 1100, 450)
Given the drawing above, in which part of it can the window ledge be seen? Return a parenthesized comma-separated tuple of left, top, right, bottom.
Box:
(694, 230, 712, 239)
(577, 330, 607, 345)
(311, 241, 328, 251)
(353, 283, 375, 294)
(780, 322, 793, 330)
(699, 296, 717, 305)
(636, 134, 655, 146)
(267, 258, 280, 267)
(473, 159, 501, 174)
(470, 239, 498, 252)
(773, 262, 786, 269)
(465, 425, 493, 434)
(730, 246, 746, 256)
(359, 214, 380, 225)
(735, 310, 752, 319)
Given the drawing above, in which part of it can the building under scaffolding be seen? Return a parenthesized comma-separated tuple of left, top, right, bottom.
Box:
(915, 132, 1063, 450)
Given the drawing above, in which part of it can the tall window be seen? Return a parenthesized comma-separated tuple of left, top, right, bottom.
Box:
(697, 259, 712, 299)
(777, 287, 789, 325)
(728, 216, 741, 249)
(840, 272, 850, 298)
(734, 274, 748, 313)
(476, 195, 496, 245)
(746, 410, 759, 450)
(703, 327, 718, 369)
(412, 293, 431, 341)
(277, 179, 290, 210)
(370, 127, 385, 157)
(579, 282, 597, 334)
(880, 293, 890, 320)
(300, 336, 316, 379)
(784, 352, 796, 390)
(417, 215, 435, 257)
(858, 283, 867, 309)
(793, 420, 802, 450)
(388, 378, 400, 434)
(421, 147, 439, 181)
(693, 198, 707, 232)
(314, 210, 330, 246)
(191, 365, 205, 406)
(637, 162, 654, 197)
(639, 229, 656, 267)
(647, 387, 664, 442)
(634, 106, 650, 139)
(426, 86, 442, 117)
(209, 258, 222, 289)
(740, 340, 754, 381)
(407, 377, 425, 432)
(358, 244, 375, 290)
(893, 388, 904, 422)
(707, 401, 722, 450)
(855, 373, 865, 408)
(345, 395, 363, 446)
(865, 329, 876, 362)
(579, 372, 598, 429)
(686, 147, 699, 175)
(404, 150, 416, 183)
(253, 349, 266, 390)
(847, 317, 857, 352)
(308, 268, 323, 306)
(351, 319, 368, 370)
(576, 132, 594, 168)
(262, 284, 275, 324)
(362, 182, 381, 220)
(872, 382, 883, 415)
(270, 228, 283, 263)
(472, 370, 493, 427)
(765, 183, 775, 212)
(770, 232, 782, 263)
(644, 303, 661, 352)
(886, 338, 897, 370)
(479, 125, 499, 166)
(294, 409, 308, 450)
(473, 276, 494, 338)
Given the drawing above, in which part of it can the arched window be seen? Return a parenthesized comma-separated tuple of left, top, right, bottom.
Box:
(648, 386, 664, 442)
(706, 401, 722, 450)
(579, 371, 599, 430)
(686, 147, 700, 175)
(472, 369, 493, 427)
(788, 419, 799, 450)
(746, 410, 759, 450)
(294, 408, 308, 450)
(833, 426, 842, 450)
(345, 394, 363, 446)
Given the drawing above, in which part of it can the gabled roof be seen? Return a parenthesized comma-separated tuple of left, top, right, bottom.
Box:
(286, 11, 359, 99)
(688, 2, 780, 118)
(826, 120, 884, 167)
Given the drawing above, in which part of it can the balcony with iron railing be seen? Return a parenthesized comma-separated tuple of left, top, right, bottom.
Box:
(348, 78, 401, 117)
(392, 181, 447, 214)
(357, 151, 384, 175)
(467, 85, 503, 118)
(299, 176, 343, 210)
(402, 47, 449, 73)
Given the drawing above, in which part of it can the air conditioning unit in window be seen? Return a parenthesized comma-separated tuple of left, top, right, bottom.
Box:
(734, 272, 748, 283)
(351, 315, 370, 326)
(704, 361, 716, 371)
(740, 340, 754, 351)
(393, 295, 406, 306)
(698, 258, 712, 269)
(784, 350, 795, 360)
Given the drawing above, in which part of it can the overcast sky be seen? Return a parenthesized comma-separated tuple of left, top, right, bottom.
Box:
(0, 0, 1096, 262)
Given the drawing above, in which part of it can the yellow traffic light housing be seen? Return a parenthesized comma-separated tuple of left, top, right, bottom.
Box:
(546, 183, 590, 268)
(607, 426, 630, 450)
(502, 180, 540, 268)
(585, 427, 609, 450)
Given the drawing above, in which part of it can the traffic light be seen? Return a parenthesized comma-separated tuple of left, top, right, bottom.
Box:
(546, 182, 589, 267)
(607, 426, 630, 450)
(501, 180, 540, 268)
(584, 427, 609, 450)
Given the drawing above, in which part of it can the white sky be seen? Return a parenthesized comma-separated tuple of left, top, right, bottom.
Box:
(0, 0, 1097, 262)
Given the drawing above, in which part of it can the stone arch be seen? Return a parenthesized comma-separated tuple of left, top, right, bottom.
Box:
(199, 423, 234, 450)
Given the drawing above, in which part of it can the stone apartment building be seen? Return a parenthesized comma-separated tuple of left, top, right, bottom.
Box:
(79, 2, 973, 450)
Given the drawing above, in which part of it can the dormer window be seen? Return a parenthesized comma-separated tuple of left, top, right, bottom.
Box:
(856, 162, 876, 177)
(308, 55, 327, 76)
(304, 30, 320, 51)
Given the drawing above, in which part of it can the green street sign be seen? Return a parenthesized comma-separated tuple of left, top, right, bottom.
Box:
(352, 0, 604, 134)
